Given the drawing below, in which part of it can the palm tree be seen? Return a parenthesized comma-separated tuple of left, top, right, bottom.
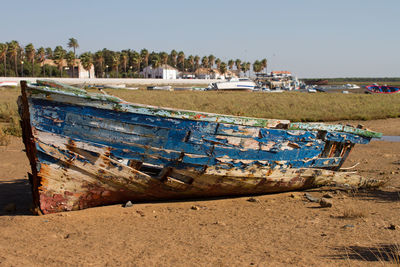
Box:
(201, 56, 208, 69)
(45, 47, 53, 59)
(151, 54, 161, 70)
(19, 49, 25, 76)
(241, 63, 247, 77)
(253, 60, 262, 74)
(228, 60, 234, 70)
(246, 62, 251, 77)
(53, 46, 66, 77)
(208, 55, 215, 69)
(261, 58, 267, 73)
(25, 43, 35, 76)
(215, 58, 221, 70)
(187, 55, 194, 73)
(36, 47, 46, 77)
(120, 52, 128, 75)
(169, 50, 177, 67)
(66, 51, 75, 77)
(67, 38, 79, 77)
(8, 41, 20, 77)
(94, 51, 104, 78)
(177, 51, 185, 72)
(160, 52, 168, 65)
(235, 59, 241, 76)
(80, 52, 93, 78)
(112, 53, 120, 78)
(219, 62, 227, 76)
(140, 49, 149, 69)
(0, 43, 7, 76)
(67, 38, 79, 56)
(131, 51, 141, 75)
(194, 55, 200, 71)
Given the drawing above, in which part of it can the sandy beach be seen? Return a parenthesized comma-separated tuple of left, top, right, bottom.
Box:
(0, 118, 399, 266)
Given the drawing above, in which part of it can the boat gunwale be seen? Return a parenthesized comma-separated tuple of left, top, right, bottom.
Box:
(25, 80, 289, 128)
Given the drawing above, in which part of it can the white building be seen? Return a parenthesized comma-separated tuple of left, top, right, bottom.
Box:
(41, 59, 95, 78)
(141, 64, 178, 79)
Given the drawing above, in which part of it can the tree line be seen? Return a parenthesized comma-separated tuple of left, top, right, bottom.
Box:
(0, 38, 268, 78)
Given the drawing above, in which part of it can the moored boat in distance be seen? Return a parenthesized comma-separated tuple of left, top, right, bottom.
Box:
(314, 84, 361, 92)
(0, 81, 18, 87)
(344, 84, 360, 89)
(365, 84, 400, 94)
(19, 80, 383, 214)
(147, 85, 172, 91)
(208, 77, 257, 91)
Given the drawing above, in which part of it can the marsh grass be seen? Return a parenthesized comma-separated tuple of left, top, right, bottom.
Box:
(106, 90, 400, 122)
(0, 88, 21, 137)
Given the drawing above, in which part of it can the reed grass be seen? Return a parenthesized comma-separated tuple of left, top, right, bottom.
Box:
(0, 88, 20, 137)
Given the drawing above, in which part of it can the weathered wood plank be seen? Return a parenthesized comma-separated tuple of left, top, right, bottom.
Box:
(324, 132, 370, 144)
(289, 122, 381, 138)
(28, 86, 290, 128)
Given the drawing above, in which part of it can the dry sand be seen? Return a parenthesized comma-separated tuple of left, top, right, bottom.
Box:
(0, 118, 399, 266)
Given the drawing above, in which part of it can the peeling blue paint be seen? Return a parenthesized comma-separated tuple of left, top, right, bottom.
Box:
(26, 83, 379, 177)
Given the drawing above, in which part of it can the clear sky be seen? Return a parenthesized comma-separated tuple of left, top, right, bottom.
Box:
(2, 0, 400, 78)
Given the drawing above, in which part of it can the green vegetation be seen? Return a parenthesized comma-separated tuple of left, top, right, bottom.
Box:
(0, 38, 265, 79)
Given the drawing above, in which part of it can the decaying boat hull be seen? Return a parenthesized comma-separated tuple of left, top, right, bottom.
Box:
(19, 80, 383, 214)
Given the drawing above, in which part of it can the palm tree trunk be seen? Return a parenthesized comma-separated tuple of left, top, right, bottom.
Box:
(14, 57, 18, 77)
(3, 58, 6, 77)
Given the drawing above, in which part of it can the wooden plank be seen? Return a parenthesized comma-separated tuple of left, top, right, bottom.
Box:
(289, 122, 382, 138)
(324, 132, 370, 144)
(27, 85, 290, 128)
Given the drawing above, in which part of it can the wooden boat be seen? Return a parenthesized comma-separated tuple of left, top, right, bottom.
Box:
(365, 84, 400, 94)
(19, 80, 383, 214)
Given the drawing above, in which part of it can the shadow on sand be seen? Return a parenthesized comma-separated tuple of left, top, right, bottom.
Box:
(354, 189, 400, 203)
(327, 244, 400, 263)
(0, 178, 33, 216)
